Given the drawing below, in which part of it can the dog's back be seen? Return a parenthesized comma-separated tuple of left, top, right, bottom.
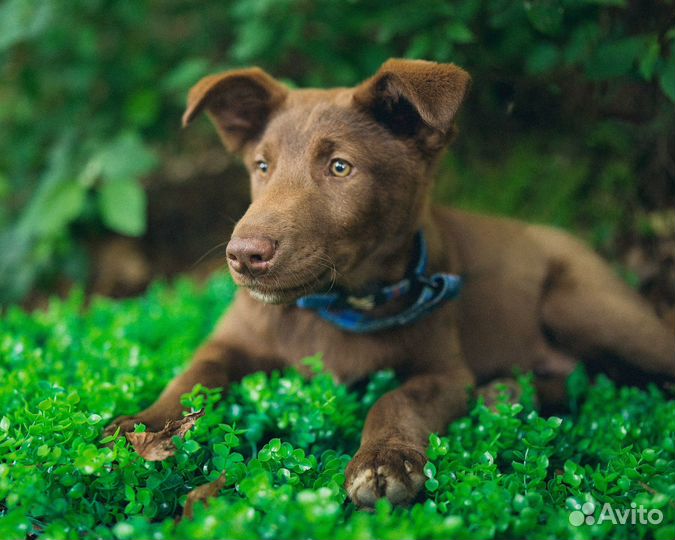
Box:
(437, 206, 674, 394)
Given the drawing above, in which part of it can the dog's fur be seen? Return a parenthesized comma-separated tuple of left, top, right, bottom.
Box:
(107, 59, 675, 507)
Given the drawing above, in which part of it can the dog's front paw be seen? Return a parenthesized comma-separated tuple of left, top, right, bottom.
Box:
(345, 443, 426, 507)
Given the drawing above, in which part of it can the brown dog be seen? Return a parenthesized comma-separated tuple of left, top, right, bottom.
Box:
(107, 59, 675, 507)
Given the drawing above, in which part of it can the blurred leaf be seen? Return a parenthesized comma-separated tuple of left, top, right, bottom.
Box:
(585, 36, 647, 79)
(98, 178, 147, 236)
(524, 0, 564, 36)
(446, 22, 474, 43)
(0, 0, 53, 51)
(162, 58, 213, 94)
(406, 34, 433, 59)
(17, 133, 77, 235)
(638, 38, 660, 81)
(658, 52, 675, 102)
(125, 90, 161, 128)
(0, 172, 10, 201)
(0, 229, 36, 304)
(96, 133, 157, 183)
(34, 181, 86, 235)
(563, 21, 600, 65)
(526, 43, 560, 74)
(231, 19, 276, 62)
(581, 0, 626, 5)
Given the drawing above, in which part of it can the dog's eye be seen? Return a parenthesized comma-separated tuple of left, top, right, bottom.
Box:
(329, 158, 352, 177)
(256, 160, 269, 174)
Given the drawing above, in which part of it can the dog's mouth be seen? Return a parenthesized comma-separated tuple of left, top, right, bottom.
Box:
(237, 270, 334, 304)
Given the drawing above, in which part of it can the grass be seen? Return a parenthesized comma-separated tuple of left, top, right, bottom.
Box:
(0, 273, 673, 539)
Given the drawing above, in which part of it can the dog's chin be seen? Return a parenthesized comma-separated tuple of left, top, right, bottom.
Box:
(236, 272, 333, 305)
(246, 288, 300, 305)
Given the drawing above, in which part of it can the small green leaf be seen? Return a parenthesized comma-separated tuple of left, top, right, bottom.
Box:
(547, 417, 563, 428)
(641, 448, 657, 462)
(182, 439, 200, 454)
(425, 478, 439, 492)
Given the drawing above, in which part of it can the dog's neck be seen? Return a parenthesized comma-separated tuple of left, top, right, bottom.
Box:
(342, 200, 450, 292)
(295, 213, 462, 332)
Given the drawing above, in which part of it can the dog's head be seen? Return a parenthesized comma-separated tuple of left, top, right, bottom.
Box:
(183, 59, 470, 303)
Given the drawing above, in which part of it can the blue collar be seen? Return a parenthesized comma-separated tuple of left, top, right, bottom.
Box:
(295, 231, 462, 333)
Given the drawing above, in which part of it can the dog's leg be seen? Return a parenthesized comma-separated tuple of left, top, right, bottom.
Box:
(345, 368, 474, 507)
(105, 340, 281, 435)
(541, 260, 675, 382)
(476, 377, 524, 408)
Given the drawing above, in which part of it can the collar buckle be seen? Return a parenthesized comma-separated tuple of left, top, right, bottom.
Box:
(346, 294, 376, 310)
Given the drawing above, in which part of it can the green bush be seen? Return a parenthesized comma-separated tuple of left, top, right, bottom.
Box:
(1, 273, 673, 539)
(1, 0, 673, 303)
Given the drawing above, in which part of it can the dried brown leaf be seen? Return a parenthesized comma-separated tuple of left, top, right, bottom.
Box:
(125, 410, 205, 461)
(182, 471, 228, 520)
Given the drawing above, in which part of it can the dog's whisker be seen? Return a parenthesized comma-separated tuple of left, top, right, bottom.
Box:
(222, 213, 240, 226)
(191, 241, 230, 269)
(314, 254, 342, 291)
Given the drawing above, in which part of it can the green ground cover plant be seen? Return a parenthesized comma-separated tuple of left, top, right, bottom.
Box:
(1, 273, 673, 539)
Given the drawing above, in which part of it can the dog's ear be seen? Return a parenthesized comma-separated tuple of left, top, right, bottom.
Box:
(182, 68, 288, 152)
(353, 59, 470, 145)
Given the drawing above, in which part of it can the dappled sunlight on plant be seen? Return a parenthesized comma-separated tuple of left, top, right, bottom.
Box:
(0, 274, 673, 539)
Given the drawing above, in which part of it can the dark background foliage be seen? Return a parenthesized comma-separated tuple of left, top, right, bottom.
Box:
(1, 0, 673, 310)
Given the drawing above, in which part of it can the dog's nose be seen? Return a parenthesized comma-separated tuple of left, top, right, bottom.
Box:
(226, 236, 276, 276)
